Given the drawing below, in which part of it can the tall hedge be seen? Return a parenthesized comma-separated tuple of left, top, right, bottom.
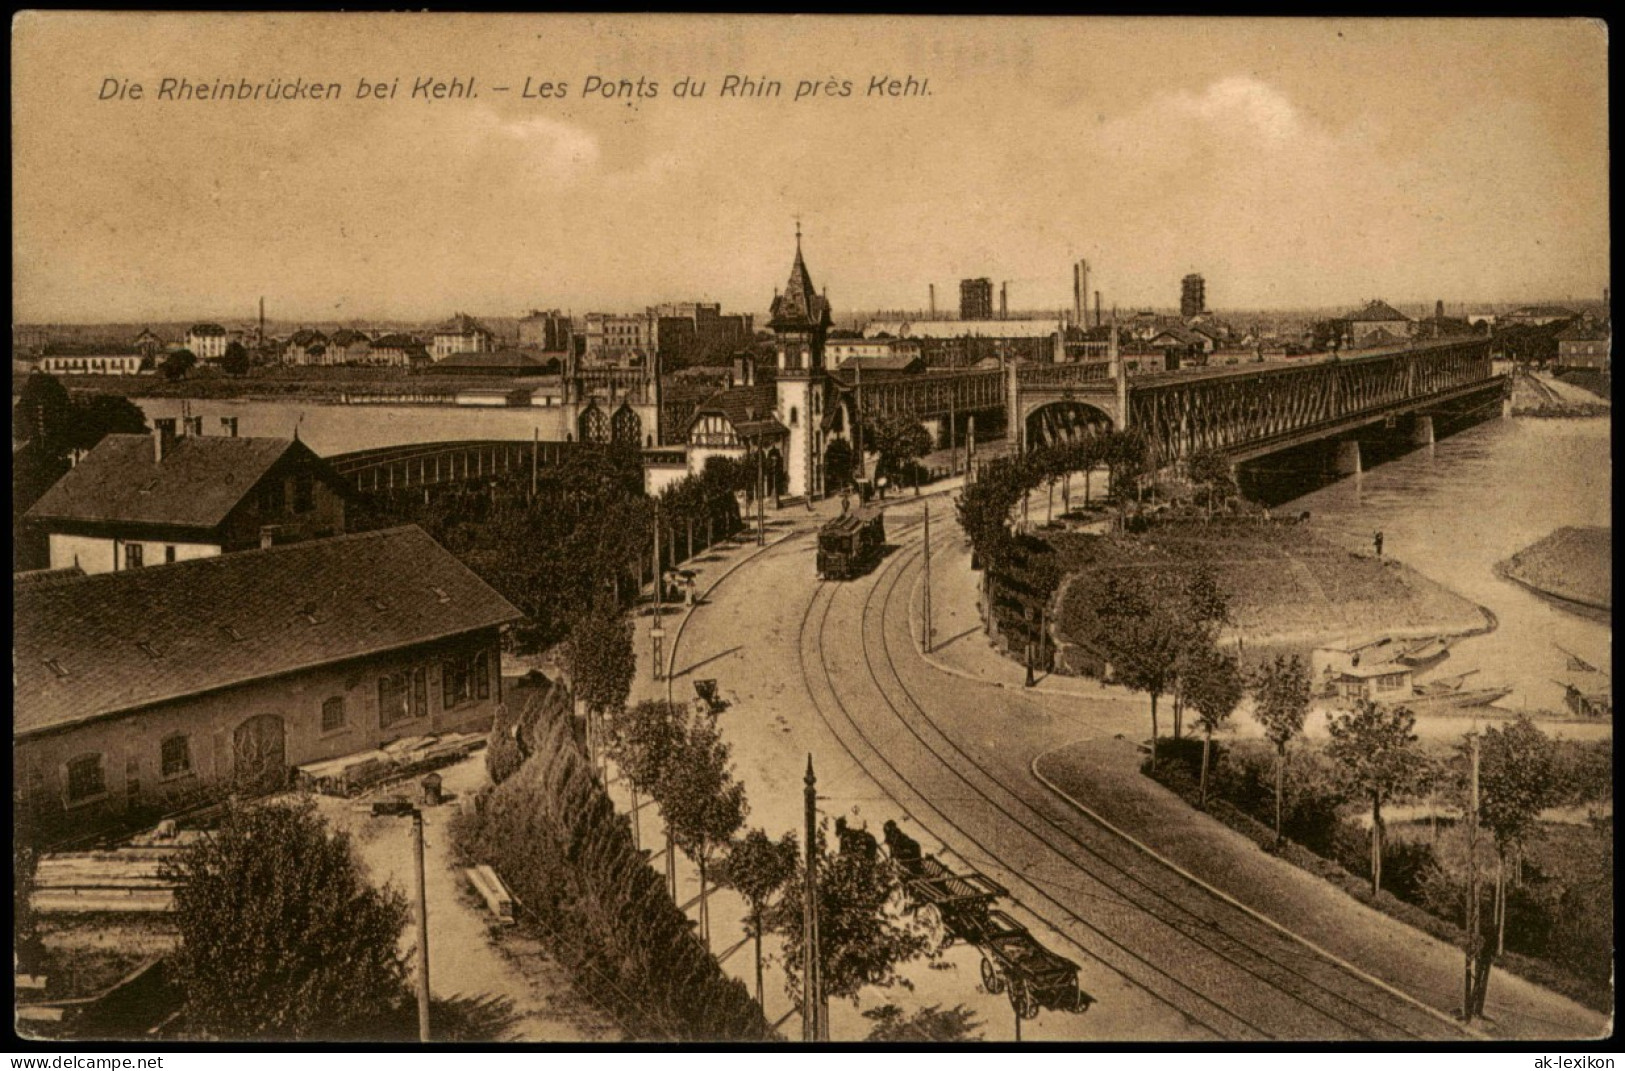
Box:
(453, 710, 772, 1041)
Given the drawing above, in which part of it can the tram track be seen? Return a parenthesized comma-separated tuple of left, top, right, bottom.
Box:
(795, 520, 1474, 1040)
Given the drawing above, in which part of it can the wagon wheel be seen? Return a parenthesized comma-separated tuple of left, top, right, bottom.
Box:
(1015, 982, 1041, 1021)
(918, 903, 949, 946)
(980, 957, 1006, 995)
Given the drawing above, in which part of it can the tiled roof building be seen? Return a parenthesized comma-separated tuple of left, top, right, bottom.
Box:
(14, 526, 521, 842)
(24, 430, 352, 573)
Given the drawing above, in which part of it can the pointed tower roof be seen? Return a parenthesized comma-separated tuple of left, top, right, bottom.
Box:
(770, 226, 831, 331)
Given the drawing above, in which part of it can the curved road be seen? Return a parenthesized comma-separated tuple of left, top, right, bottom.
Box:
(795, 511, 1474, 1042)
(662, 495, 1601, 1041)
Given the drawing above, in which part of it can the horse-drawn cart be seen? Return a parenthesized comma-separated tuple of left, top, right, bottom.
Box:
(975, 910, 1095, 1019)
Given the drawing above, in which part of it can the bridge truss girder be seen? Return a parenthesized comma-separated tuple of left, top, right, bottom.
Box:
(1127, 342, 1493, 466)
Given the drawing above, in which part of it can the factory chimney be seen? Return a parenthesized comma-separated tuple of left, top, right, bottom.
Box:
(1074, 260, 1089, 328)
(1094, 291, 1102, 331)
(258, 296, 265, 347)
(999, 283, 1008, 320)
(929, 283, 936, 319)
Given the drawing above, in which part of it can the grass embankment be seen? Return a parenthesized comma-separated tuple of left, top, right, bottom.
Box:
(1051, 519, 1489, 668)
(1498, 527, 1612, 613)
(1129, 737, 1614, 1015)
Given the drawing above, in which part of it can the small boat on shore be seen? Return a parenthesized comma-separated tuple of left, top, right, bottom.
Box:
(1406, 671, 1512, 712)
(1395, 636, 1453, 670)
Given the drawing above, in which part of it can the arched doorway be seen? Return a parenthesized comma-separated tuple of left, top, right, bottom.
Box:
(610, 404, 642, 446)
(233, 714, 287, 795)
(577, 402, 611, 445)
(1025, 401, 1113, 450)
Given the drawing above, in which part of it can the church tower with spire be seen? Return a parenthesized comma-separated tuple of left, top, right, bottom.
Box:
(769, 225, 832, 500)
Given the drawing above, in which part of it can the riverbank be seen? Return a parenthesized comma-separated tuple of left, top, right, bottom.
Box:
(1049, 520, 1491, 672)
(13, 366, 553, 403)
(1497, 526, 1611, 615)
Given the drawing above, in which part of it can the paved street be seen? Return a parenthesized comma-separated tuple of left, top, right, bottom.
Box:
(632, 488, 1606, 1042)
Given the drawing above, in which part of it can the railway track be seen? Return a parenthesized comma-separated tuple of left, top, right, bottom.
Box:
(794, 521, 1475, 1041)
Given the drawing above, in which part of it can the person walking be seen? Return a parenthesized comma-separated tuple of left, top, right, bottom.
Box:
(1373, 530, 1384, 557)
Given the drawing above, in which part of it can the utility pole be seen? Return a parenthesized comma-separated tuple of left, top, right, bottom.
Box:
(756, 450, 766, 546)
(802, 755, 822, 1043)
(531, 427, 539, 499)
(921, 504, 933, 653)
(412, 809, 431, 1043)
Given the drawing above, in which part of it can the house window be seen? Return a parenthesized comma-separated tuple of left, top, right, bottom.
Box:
(293, 472, 315, 513)
(165, 545, 177, 563)
(413, 667, 429, 718)
(124, 543, 144, 570)
(161, 735, 191, 778)
(259, 479, 286, 515)
(442, 651, 491, 708)
(321, 696, 347, 733)
(379, 673, 409, 729)
(66, 754, 106, 804)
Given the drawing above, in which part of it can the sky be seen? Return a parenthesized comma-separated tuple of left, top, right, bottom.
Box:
(11, 14, 1611, 324)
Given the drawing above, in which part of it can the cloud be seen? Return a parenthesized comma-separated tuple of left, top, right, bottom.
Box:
(1169, 76, 1304, 142)
(496, 115, 603, 173)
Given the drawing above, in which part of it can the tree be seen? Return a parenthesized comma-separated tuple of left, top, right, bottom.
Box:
(1107, 606, 1184, 772)
(221, 340, 251, 376)
(1180, 643, 1244, 807)
(823, 438, 855, 492)
(165, 800, 410, 1040)
(567, 603, 636, 766)
(863, 1003, 982, 1042)
(660, 712, 748, 950)
(765, 827, 933, 1027)
(717, 829, 799, 1006)
(604, 699, 687, 891)
(864, 412, 933, 488)
(12, 371, 73, 452)
(1477, 716, 1556, 955)
(1325, 699, 1433, 898)
(67, 394, 148, 453)
(161, 349, 198, 380)
(1251, 655, 1313, 846)
(1186, 448, 1236, 518)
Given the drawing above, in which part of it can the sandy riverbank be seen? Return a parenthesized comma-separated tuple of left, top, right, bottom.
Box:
(1497, 526, 1611, 615)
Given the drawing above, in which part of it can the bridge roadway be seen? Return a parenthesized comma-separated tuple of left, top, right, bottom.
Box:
(840, 337, 1504, 467)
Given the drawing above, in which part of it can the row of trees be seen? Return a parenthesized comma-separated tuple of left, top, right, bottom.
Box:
(367, 447, 741, 653)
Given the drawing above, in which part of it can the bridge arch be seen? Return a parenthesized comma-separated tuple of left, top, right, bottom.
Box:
(610, 403, 642, 447)
(1024, 399, 1114, 450)
(578, 402, 611, 445)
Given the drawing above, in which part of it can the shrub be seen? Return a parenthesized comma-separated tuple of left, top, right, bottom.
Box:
(451, 706, 769, 1041)
(165, 800, 411, 1040)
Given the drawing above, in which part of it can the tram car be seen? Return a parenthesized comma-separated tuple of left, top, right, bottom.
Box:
(817, 506, 886, 580)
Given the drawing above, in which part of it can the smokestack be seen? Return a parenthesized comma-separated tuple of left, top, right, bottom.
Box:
(153, 419, 177, 462)
(1436, 299, 1444, 321)
(1094, 291, 1102, 331)
(929, 284, 936, 319)
(258, 296, 265, 346)
(1073, 264, 1081, 327)
(999, 283, 1008, 320)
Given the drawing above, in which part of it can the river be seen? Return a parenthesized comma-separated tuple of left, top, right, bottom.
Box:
(1283, 415, 1611, 735)
(131, 396, 578, 457)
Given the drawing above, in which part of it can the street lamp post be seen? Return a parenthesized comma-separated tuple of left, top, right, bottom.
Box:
(411, 808, 431, 1043)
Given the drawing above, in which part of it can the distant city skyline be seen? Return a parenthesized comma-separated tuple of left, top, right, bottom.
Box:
(13, 15, 1610, 323)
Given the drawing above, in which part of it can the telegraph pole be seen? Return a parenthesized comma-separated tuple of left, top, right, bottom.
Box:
(802, 755, 821, 1042)
(921, 504, 933, 653)
(412, 809, 431, 1043)
(757, 450, 766, 546)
